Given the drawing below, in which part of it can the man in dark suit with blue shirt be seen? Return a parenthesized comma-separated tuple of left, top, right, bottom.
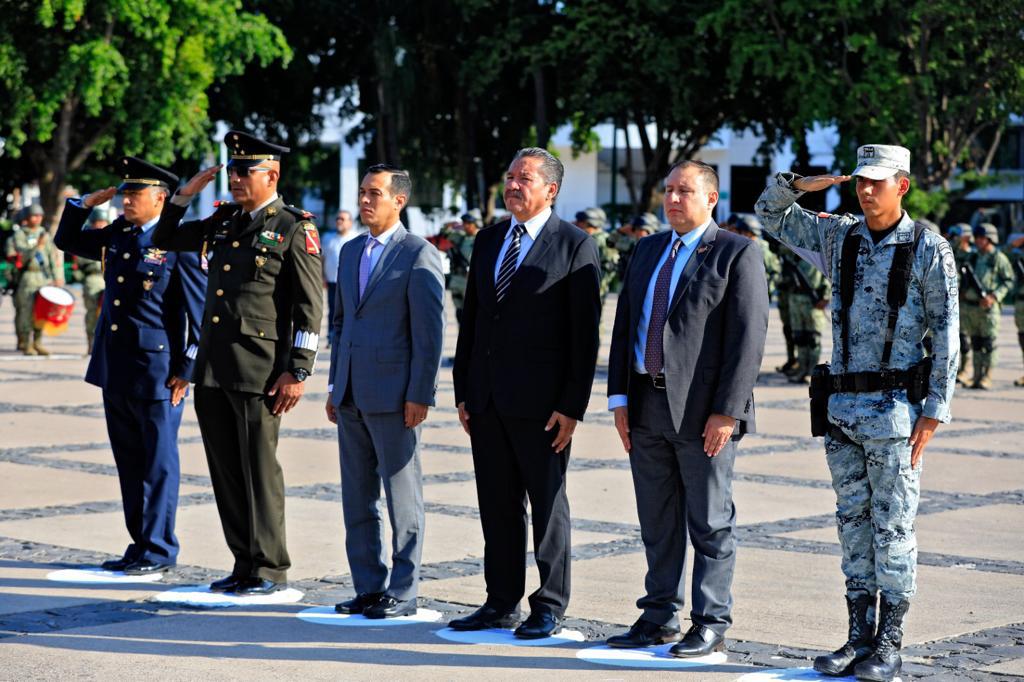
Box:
(451, 148, 602, 639)
(604, 160, 769, 656)
(55, 157, 206, 575)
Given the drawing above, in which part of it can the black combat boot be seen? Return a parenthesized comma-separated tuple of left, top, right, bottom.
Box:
(813, 592, 876, 676)
(854, 597, 910, 682)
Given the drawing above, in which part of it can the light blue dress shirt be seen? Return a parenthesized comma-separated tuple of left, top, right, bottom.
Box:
(493, 207, 551, 282)
(608, 220, 710, 410)
(363, 221, 401, 279)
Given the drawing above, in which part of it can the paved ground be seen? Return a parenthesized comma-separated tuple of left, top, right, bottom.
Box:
(0, 288, 1022, 680)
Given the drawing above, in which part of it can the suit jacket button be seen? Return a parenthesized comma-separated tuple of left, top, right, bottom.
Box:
(116, 276, 125, 283)
(223, 264, 231, 272)
(122, 253, 130, 260)
(110, 324, 119, 331)
(158, 344, 164, 350)
(232, 241, 240, 247)
(212, 316, 220, 324)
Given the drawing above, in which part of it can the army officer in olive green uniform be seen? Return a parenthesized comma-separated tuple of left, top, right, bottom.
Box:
(152, 130, 323, 595)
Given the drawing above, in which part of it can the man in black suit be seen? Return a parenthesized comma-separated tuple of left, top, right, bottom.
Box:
(450, 147, 601, 639)
(604, 161, 769, 656)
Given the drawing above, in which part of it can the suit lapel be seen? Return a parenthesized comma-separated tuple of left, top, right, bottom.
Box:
(668, 222, 718, 315)
(347, 234, 367, 308)
(503, 211, 558, 302)
(357, 225, 406, 311)
(478, 220, 510, 309)
(628, 231, 669, 323)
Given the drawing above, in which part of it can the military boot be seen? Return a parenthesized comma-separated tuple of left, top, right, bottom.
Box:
(972, 353, 992, 390)
(1015, 339, 1024, 387)
(32, 330, 50, 356)
(854, 597, 909, 682)
(813, 593, 876, 676)
(16, 333, 28, 352)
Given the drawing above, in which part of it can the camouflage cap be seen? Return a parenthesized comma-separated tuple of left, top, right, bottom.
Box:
(734, 214, 762, 236)
(852, 144, 911, 181)
(973, 222, 1000, 244)
(25, 203, 44, 217)
(631, 212, 660, 233)
(461, 208, 482, 224)
(582, 207, 607, 229)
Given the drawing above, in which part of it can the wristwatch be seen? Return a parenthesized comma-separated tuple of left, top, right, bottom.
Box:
(290, 368, 309, 382)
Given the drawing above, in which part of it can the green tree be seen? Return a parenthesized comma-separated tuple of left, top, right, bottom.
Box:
(706, 0, 1024, 217)
(0, 0, 291, 227)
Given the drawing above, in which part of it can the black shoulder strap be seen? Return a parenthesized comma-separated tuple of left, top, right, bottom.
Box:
(839, 225, 862, 369)
(880, 222, 927, 368)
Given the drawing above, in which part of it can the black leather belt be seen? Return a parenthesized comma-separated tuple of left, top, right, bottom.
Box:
(633, 370, 666, 390)
(827, 368, 916, 393)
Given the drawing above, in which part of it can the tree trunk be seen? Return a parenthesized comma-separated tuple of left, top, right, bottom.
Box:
(532, 65, 549, 149)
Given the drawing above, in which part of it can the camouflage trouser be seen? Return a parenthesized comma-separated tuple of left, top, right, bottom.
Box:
(777, 291, 794, 364)
(13, 273, 47, 336)
(83, 281, 104, 345)
(961, 302, 1001, 375)
(825, 430, 921, 601)
(1016, 301, 1024, 361)
(788, 294, 827, 373)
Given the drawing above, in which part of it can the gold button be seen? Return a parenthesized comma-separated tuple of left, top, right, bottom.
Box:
(232, 241, 240, 247)
(111, 324, 119, 331)
(113, 299, 121, 306)
(261, 247, 268, 253)
(123, 253, 130, 260)
(148, 271, 154, 276)
(258, 331, 265, 337)
(223, 264, 231, 272)
(212, 316, 220, 324)
(117, 276, 124, 283)
(216, 289, 224, 297)
(158, 344, 164, 350)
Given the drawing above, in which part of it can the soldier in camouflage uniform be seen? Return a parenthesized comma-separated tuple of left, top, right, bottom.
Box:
(77, 209, 110, 354)
(574, 207, 619, 305)
(786, 257, 831, 384)
(757, 144, 958, 682)
(1007, 233, 1024, 387)
(5, 204, 61, 355)
(959, 223, 1014, 390)
(947, 224, 975, 383)
(609, 213, 657, 286)
(734, 215, 781, 300)
(448, 209, 480, 326)
(774, 246, 800, 374)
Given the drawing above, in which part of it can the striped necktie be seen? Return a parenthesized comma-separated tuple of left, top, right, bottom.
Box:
(495, 223, 526, 303)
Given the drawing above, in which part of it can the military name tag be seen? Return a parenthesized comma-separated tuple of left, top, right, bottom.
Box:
(258, 230, 284, 246)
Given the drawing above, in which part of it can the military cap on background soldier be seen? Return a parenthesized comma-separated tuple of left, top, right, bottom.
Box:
(960, 222, 1014, 389)
(152, 129, 323, 596)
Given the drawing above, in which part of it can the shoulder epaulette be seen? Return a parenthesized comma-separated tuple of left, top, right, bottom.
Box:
(283, 205, 316, 221)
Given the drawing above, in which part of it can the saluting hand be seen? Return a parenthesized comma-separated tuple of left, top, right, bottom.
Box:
(545, 411, 577, 454)
(83, 187, 117, 209)
(268, 372, 304, 415)
(179, 165, 223, 197)
(793, 175, 852, 193)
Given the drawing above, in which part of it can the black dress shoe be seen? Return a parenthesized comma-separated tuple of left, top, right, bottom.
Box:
(100, 557, 132, 572)
(235, 577, 285, 596)
(669, 624, 726, 657)
(335, 592, 385, 614)
(122, 559, 173, 576)
(363, 595, 416, 619)
(514, 610, 562, 639)
(448, 604, 522, 631)
(209, 575, 244, 593)
(607, 619, 682, 648)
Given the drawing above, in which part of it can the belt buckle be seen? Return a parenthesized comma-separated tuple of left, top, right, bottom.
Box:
(853, 373, 871, 392)
(651, 373, 666, 390)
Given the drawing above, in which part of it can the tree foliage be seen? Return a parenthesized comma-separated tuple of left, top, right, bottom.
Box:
(0, 0, 291, 225)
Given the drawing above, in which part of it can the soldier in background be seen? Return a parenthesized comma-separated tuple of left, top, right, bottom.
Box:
(6, 204, 61, 354)
(610, 213, 657, 286)
(786, 257, 830, 384)
(1007, 233, 1024, 387)
(78, 208, 111, 354)
(959, 223, 1014, 389)
(774, 246, 800, 374)
(948, 223, 975, 384)
(574, 207, 619, 305)
(757, 144, 958, 682)
(448, 209, 480, 325)
(733, 215, 780, 301)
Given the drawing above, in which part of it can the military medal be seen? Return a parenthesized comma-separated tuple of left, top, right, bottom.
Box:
(143, 247, 167, 265)
(266, 206, 277, 217)
(255, 255, 268, 269)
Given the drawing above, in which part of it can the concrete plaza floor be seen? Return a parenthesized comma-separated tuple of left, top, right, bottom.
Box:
(0, 288, 1022, 680)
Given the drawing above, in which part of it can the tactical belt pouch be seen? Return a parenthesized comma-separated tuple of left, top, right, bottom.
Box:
(809, 363, 833, 436)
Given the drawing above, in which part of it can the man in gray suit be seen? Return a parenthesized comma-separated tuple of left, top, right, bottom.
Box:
(605, 161, 769, 655)
(325, 164, 445, 618)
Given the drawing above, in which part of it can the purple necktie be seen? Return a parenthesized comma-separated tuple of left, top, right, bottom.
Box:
(644, 238, 683, 376)
(358, 238, 380, 301)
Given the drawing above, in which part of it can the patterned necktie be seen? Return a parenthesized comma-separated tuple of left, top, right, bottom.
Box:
(358, 238, 380, 301)
(644, 237, 683, 376)
(495, 223, 526, 302)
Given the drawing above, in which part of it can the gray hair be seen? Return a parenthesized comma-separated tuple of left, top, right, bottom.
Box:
(512, 147, 564, 194)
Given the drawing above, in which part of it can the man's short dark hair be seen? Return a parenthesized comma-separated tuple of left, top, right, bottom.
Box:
(665, 159, 719, 193)
(512, 147, 564, 195)
(366, 163, 413, 200)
